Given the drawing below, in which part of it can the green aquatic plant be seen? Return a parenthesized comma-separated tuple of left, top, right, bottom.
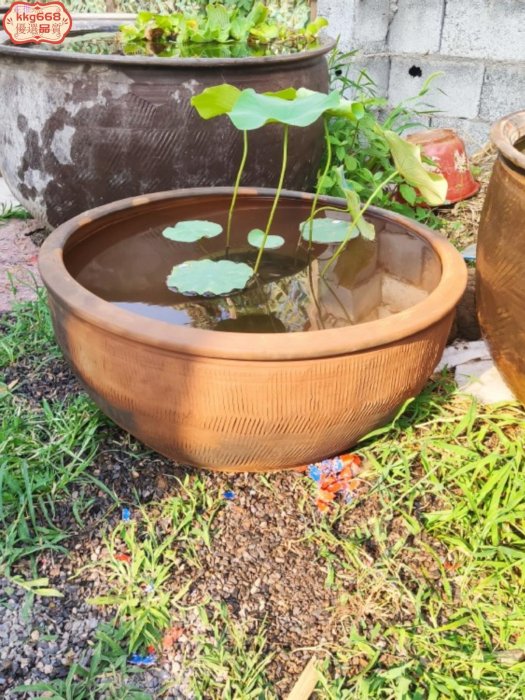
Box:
(119, 3, 327, 54)
(162, 84, 447, 297)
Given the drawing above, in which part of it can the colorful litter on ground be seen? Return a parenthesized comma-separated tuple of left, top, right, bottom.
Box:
(301, 453, 363, 512)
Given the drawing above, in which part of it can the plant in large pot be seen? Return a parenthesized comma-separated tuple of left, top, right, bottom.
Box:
(38, 86, 467, 472)
(0, 1, 332, 227)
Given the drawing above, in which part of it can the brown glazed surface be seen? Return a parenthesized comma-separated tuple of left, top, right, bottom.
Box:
(0, 25, 333, 227)
(477, 111, 525, 403)
(39, 189, 467, 472)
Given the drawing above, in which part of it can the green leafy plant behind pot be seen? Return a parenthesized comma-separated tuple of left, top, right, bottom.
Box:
(321, 53, 447, 228)
(161, 84, 447, 298)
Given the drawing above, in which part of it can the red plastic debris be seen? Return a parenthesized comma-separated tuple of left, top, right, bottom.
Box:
(115, 553, 132, 563)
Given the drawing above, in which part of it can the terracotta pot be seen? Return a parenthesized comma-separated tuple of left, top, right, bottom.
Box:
(0, 21, 333, 227)
(407, 128, 480, 203)
(477, 111, 525, 404)
(39, 188, 467, 472)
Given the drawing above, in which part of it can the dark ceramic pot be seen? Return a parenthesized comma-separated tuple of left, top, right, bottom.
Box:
(0, 21, 334, 226)
(477, 111, 525, 403)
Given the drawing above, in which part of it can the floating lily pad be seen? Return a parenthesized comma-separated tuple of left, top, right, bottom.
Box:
(247, 229, 285, 250)
(167, 259, 254, 296)
(162, 220, 223, 243)
(300, 218, 358, 244)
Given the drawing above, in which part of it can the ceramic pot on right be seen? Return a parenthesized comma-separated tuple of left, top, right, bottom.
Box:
(477, 110, 525, 403)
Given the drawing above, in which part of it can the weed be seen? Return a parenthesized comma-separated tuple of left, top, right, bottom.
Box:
(13, 623, 151, 699)
(87, 480, 221, 652)
(324, 47, 445, 230)
(189, 603, 275, 699)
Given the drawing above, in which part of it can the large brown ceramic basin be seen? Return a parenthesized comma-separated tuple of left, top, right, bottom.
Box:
(0, 21, 333, 227)
(39, 189, 467, 471)
(477, 111, 525, 404)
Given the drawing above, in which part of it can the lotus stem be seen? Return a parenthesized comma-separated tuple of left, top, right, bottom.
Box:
(253, 124, 289, 275)
(321, 169, 399, 277)
(226, 129, 249, 254)
(306, 117, 332, 249)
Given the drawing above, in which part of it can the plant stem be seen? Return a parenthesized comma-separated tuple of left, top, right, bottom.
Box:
(321, 169, 399, 277)
(226, 129, 249, 254)
(253, 124, 289, 275)
(306, 117, 332, 249)
(308, 204, 347, 219)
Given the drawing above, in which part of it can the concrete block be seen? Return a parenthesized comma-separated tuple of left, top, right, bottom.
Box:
(479, 62, 525, 123)
(353, 0, 392, 52)
(0, 177, 20, 208)
(388, 56, 484, 120)
(388, 0, 445, 54)
(441, 0, 525, 62)
(339, 53, 391, 99)
(429, 116, 490, 153)
(317, 0, 355, 52)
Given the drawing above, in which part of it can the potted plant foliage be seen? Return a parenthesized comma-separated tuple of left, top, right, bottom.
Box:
(0, 1, 332, 226)
(38, 84, 467, 472)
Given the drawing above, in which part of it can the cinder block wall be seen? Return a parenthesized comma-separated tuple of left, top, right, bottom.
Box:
(318, 0, 525, 151)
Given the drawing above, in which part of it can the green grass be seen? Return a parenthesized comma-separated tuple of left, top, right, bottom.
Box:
(0, 203, 31, 223)
(14, 623, 151, 699)
(2, 294, 525, 698)
(189, 603, 274, 699)
(0, 287, 58, 366)
(85, 481, 221, 653)
(310, 383, 525, 698)
(0, 393, 107, 570)
(0, 293, 108, 573)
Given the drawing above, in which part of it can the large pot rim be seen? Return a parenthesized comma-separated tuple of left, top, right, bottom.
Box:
(491, 110, 525, 172)
(39, 187, 467, 362)
(0, 25, 336, 68)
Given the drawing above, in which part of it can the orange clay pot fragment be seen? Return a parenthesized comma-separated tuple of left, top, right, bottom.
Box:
(407, 128, 480, 203)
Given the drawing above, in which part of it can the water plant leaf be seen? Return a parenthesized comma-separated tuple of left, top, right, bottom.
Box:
(305, 16, 329, 37)
(167, 259, 253, 296)
(384, 130, 448, 206)
(300, 218, 359, 244)
(336, 165, 376, 240)
(249, 23, 280, 43)
(296, 88, 367, 122)
(264, 87, 297, 100)
(343, 188, 376, 240)
(399, 183, 417, 205)
(247, 229, 285, 249)
(230, 2, 268, 42)
(191, 84, 241, 120)
(204, 4, 231, 43)
(229, 89, 341, 130)
(162, 220, 223, 243)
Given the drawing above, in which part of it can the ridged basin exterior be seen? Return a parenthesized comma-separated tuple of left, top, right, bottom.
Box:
(39, 189, 467, 472)
(0, 24, 333, 227)
(477, 111, 525, 404)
